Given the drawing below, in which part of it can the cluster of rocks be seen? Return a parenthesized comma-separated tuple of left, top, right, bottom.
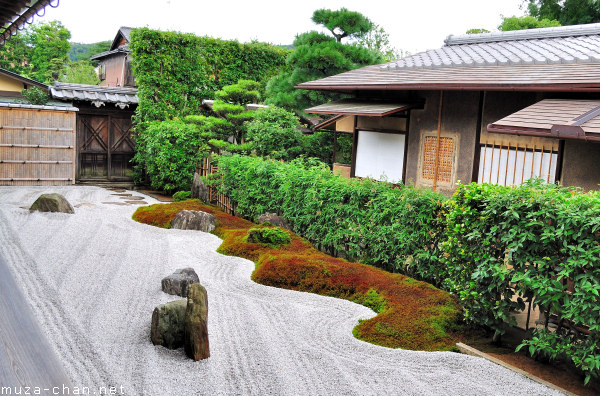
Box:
(150, 268, 210, 361)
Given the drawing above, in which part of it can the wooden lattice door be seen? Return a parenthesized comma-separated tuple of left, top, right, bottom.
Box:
(78, 114, 134, 180)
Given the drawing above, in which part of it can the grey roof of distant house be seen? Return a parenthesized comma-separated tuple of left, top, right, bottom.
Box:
(51, 82, 138, 107)
(89, 45, 129, 60)
(380, 23, 600, 70)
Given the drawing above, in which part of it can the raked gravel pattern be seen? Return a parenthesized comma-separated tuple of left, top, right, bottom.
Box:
(0, 186, 562, 396)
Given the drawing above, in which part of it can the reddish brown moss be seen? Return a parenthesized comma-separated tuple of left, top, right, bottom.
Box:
(133, 200, 462, 351)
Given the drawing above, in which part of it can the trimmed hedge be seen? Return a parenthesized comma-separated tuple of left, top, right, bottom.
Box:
(213, 155, 447, 279)
(443, 181, 600, 384)
(130, 28, 288, 123)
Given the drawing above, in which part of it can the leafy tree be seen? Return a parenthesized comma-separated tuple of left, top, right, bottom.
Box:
(312, 8, 374, 42)
(527, 0, 600, 25)
(27, 21, 71, 83)
(499, 15, 561, 31)
(20, 87, 49, 105)
(0, 21, 71, 83)
(245, 106, 303, 161)
(357, 24, 405, 61)
(265, 9, 381, 115)
(69, 41, 111, 63)
(60, 60, 100, 85)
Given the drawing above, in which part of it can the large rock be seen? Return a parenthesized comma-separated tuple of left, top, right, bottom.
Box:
(170, 210, 216, 232)
(150, 300, 187, 349)
(162, 268, 200, 297)
(184, 283, 210, 361)
(256, 212, 291, 230)
(30, 193, 74, 214)
(190, 173, 210, 204)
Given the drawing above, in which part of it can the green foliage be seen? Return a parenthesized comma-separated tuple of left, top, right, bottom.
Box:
(132, 120, 210, 192)
(357, 24, 405, 61)
(527, 0, 600, 25)
(265, 10, 381, 114)
(69, 41, 111, 63)
(172, 191, 192, 202)
(129, 28, 287, 123)
(466, 28, 491, 34)
(20, 87, 49, 105)
(246, 226, 291, 247)
(443, 181, 600, 383)
(214, 79, 261, 104)
(213, 155, 446, 275)
(499, 15, 561, 31)
(353, 288, 387, 313)
(60, 60, 100, 85)
(312, 8, 374, 42)
(245, 107, 303, 161)
(0, 21, 71, 83)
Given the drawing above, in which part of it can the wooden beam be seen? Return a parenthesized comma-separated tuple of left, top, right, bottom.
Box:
(432, 91, 443, 191)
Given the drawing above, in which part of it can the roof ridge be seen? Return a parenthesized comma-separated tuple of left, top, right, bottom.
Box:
(445, 23, 600, 45)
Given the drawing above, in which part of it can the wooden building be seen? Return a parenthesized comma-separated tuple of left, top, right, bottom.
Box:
(90, 27, 135, 88)
(50, 82, 138, 182)
(298, 23, 600, 193)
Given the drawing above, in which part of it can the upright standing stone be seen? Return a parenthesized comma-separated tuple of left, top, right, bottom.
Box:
(184, 283, 210, 361)
(30, 193, 74, 214)
(190, 173, 210, 204)
(150, 300, 187, 349)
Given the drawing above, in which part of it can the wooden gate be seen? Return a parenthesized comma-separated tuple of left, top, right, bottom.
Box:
(78, 113, 134, 180)
(0, 104, 77, 186)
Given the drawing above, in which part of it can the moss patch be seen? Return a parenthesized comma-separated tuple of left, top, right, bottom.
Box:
(133, 200, 462, 351)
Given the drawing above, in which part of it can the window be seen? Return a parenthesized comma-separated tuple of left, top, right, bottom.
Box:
(354, 130, 405, 183)
(421, 136, 455, 183)
(477, 143, 558, 186)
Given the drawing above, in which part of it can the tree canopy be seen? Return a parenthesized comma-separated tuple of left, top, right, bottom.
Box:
(0, 20, 71, 83)
(499, 15, 561, 31)
(527, 0, 600, 25)
(265, 8, 381, 115)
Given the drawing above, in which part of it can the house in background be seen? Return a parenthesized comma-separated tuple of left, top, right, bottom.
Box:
(90, 27, 135, 88)
(299, 23, 600, 193)
(0, 68, 48, 101)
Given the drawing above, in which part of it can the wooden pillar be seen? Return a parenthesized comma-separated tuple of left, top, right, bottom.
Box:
(432, 91, 443, 191)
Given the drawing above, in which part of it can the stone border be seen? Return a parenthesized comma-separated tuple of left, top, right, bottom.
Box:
(456, 343, 576, 396)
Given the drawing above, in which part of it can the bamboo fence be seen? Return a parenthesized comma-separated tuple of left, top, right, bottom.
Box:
(0, 105, 78, 186)
(198, 156, 235, 215)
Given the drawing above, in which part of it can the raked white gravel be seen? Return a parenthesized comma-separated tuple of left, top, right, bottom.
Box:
(0, 186, 562, 396)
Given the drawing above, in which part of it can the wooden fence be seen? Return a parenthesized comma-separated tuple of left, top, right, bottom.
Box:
(198, 156, 235, 215)
(0, 104, 78, 186)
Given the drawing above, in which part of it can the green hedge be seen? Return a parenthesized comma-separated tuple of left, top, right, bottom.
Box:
(213, 155, 446, 276)
(443, 181, 600, 383)
(213, 155, 600, 382)
(130, 28, 288, 122)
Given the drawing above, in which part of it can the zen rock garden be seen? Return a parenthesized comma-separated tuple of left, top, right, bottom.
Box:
(151, 267, 210, 361)
(30, 193, 74, 214)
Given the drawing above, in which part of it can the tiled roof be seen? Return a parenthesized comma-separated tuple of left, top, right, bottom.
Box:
(305, 99, 414, 116)
(297, 23, 600, 92)
(51, 82, 138, 108)
(90, 45, 129, 60)
(382, 23, 600, 70)
(0, 102, 78, 112)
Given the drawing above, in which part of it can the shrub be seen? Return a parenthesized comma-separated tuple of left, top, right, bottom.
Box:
(443, 180, 600, 383)
(21, 87, 49, 105)
(172, 191, 192, 202)
(132, 120, 209, 192)
(246, 226, 291, 247)
(213, 155, 446, 278)
(245, 107, 303, 161)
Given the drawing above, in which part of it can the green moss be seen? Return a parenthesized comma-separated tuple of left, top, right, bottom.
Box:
(246, 226, 291, 247)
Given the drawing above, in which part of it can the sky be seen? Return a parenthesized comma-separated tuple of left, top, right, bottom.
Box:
(35, 0, 527, 53)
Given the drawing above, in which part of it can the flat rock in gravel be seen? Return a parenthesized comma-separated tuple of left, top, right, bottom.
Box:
(162, 268, 200, 297)
(151, 300, 187, 349)
(170, 210, 216, 232)
(184, 283, 209, 361)
(30, 193, 74, 214)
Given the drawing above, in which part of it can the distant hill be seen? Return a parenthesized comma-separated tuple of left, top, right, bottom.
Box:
(278, 44, 294, 50)
(69, 41, 111, 62)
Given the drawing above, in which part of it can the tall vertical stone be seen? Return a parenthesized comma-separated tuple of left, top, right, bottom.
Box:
(184, 283, 210, 361)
